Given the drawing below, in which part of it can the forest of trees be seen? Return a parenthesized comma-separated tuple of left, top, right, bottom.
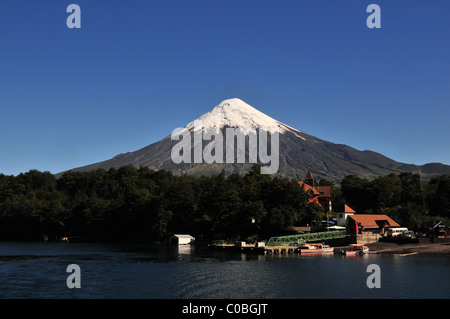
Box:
(0, 165, 449, 243)
(339, 172, 450, 230)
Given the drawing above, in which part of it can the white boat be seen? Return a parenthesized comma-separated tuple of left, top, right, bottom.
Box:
(341, 244, 369, 256)
(299, 243, 334, 254)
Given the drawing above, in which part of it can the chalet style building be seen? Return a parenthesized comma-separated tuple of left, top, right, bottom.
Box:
(298, 171, 332, 214)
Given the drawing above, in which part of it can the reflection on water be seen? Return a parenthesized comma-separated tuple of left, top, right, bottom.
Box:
(1, 242, 450, 299)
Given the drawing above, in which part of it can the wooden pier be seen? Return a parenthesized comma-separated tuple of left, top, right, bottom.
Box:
(263, 245, 300, 254)
(209, 242, 339, 255)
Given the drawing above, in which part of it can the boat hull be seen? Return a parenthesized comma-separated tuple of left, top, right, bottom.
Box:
(341, 246, 369, 256)
(344, 250, 361, 256)
(300, 245, 334, 254)
(300, 249, 334, 254)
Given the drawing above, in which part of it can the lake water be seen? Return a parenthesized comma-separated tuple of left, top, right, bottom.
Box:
(1, 242, 449, 299)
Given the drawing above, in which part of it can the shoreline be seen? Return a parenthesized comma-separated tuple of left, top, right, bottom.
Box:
(3, 238, 450, 256)
(365, 239, 450, 256)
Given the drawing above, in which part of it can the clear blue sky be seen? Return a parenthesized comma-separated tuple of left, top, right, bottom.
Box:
(1, 0, 449, 176)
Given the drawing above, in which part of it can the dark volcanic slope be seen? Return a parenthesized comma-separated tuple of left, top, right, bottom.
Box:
(63, 126, 449, 182)
(61, 98, 450, 182)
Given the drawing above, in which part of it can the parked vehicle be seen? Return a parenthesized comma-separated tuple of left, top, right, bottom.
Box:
(416, 232, 428, 238)
(387, 227, 408, 237)
(398, 230, 419, 243)
(400, 231, 416, 239)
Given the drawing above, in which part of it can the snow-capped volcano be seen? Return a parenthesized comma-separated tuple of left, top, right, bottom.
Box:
(62, 98, 450, 182)
(185, 98, 297, 134)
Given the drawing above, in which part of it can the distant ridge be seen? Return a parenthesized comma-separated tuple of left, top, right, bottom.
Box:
(61, 98, 450, 182)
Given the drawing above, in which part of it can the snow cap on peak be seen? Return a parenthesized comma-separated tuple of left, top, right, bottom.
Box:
(215, 98, 254, 110)
(185, 98, 290, 133)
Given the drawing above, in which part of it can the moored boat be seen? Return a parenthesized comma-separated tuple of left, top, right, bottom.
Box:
(299, 243, 334, 254)
(341, 244, 369, 256)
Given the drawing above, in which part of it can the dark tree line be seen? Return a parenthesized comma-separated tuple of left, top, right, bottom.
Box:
(0, 167, 449, 243)
(0, 166, 320, 243)
(340, 173, 450, 230)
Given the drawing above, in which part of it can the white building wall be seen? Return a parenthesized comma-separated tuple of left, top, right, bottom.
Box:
(336, 213, 354, 227)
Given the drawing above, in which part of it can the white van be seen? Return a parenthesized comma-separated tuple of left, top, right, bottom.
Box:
(387, 227, 408, 237)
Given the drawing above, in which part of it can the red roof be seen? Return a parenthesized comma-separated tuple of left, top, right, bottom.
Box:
(298, 181, 320, 196)
(298, 181, 331, 198)
(349, 214, 400, 228)
(345, 204, 356, 213)
(315, 186, 331, 198)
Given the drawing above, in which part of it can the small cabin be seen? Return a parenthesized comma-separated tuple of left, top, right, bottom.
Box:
(169, 234, 195, 245)
(336, 205, 356, 227)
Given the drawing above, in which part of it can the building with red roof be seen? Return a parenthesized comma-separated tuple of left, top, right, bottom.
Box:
(348, 213, 400, 236)
(298, 171, 332, 213)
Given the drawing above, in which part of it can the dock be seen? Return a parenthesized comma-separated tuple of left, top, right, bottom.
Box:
(208, 230, 356, 255)
(263, 245, 302, 254)
(209, 242, 339, 255)
(209, 243, 299, 254)
(208, 241, 267, 254)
